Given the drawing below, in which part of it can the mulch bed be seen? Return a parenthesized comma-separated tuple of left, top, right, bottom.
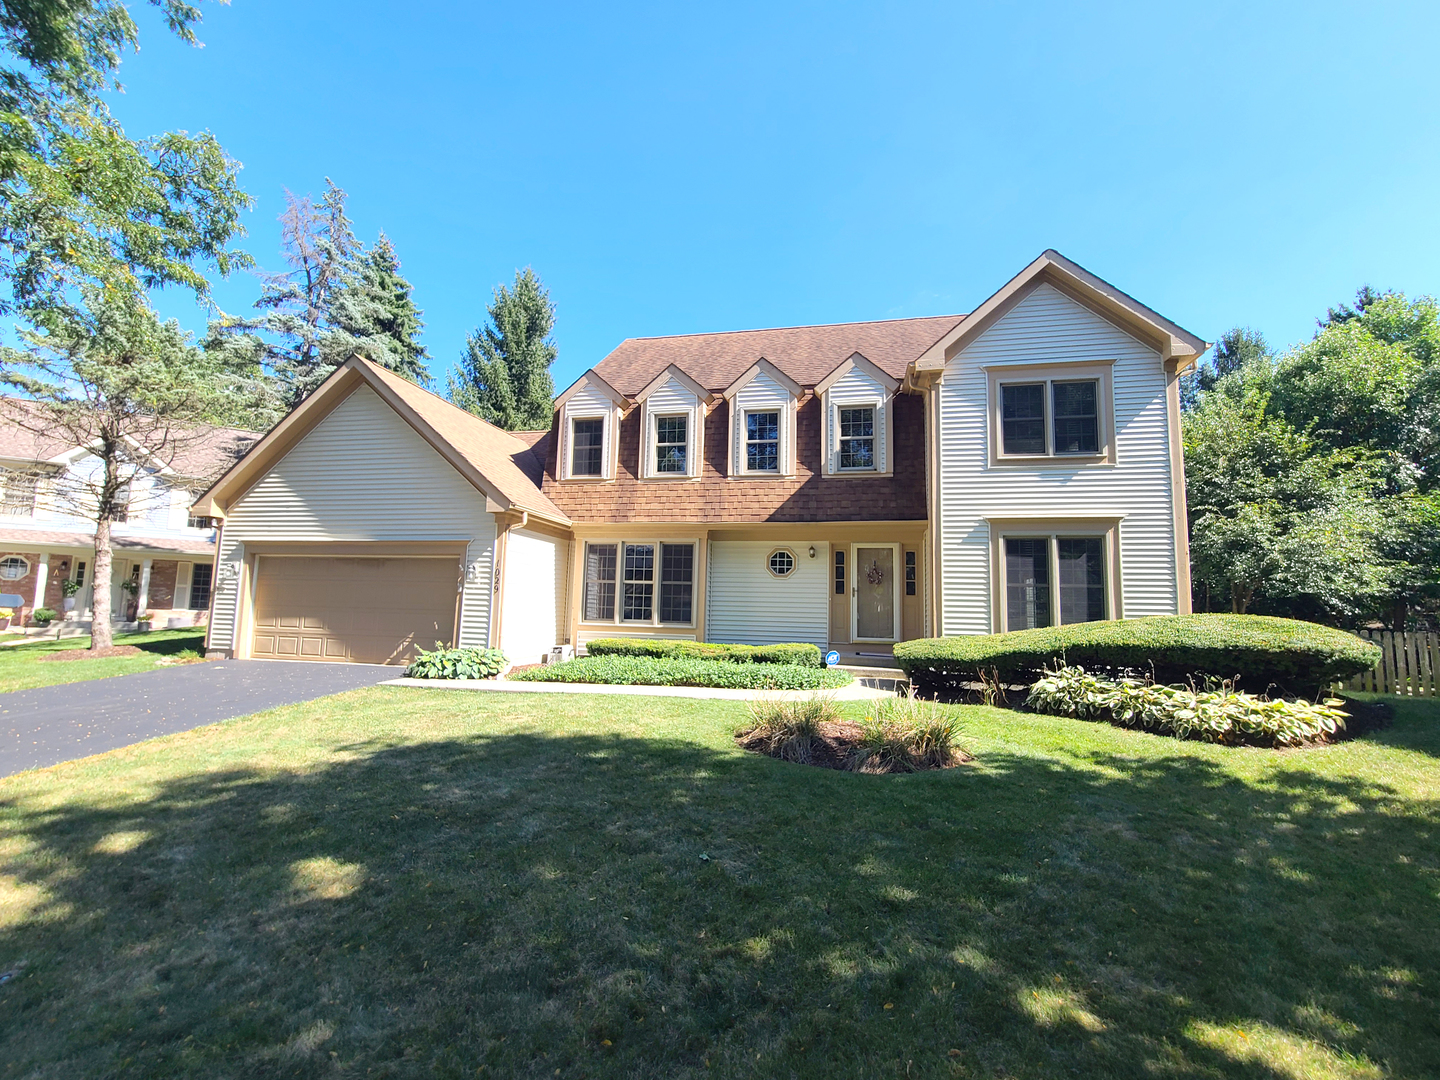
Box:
(1330, 695, 1393, 742)
(41, 645, 142, 662)
(737, 721, 973, 773)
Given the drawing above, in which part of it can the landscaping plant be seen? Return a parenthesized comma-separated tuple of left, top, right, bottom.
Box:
(584, 638, 822, 667)
(895, 613, 1380, 698)
(510, 655, 850, 690)
(1026, 664, 1349, 747)
(404, 645, 508, 680)
(30, 607, 56, 626)
(735, 693, 842, 764)
(850, 689, 966, 772)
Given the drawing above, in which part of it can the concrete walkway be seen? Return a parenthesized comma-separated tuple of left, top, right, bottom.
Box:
(383, 676, 896, 702)
(1, 660, 395, 777)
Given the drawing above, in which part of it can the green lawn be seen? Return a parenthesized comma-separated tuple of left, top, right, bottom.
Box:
(0, 689, 1436, 1078)
(0, 628, 208, 693)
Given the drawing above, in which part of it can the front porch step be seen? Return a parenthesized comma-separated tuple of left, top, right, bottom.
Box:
(837, 665, 910, 692)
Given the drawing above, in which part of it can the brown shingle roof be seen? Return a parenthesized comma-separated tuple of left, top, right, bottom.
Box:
(0, 526, 216, 554)
(591, 314, 966, 397)
(358, 362, 569, 524)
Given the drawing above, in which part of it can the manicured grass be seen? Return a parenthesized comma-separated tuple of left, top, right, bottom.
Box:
(0, 689, 1437, 1077)
(0, 628, 208, 694)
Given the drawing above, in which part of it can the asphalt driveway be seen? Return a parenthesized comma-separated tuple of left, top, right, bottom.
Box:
(0, 660, 398, 777)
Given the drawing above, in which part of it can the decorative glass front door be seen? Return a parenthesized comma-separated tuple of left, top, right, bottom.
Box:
(853, 545, 896, 640)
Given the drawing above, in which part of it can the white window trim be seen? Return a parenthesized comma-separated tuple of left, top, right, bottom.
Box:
(986, 516, 1124, 633)
(580, 539, 699, 628)
(0, 555, 29, 581)
(985, 360, 1117, 467)
(562, 409, 617, 481)
(825, 396, 890, 476)
(640, 405, 704, 480)
(737, 406, 790, 477)
(723, 360, 802, 478)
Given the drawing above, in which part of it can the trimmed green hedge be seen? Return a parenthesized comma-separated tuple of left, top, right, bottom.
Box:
(893, 615, 1381, 697)
(510, 655, 851, 690)
(583, 638, 822, 668)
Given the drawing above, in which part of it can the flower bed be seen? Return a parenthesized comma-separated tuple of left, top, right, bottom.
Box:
(509, 655, 851, 690)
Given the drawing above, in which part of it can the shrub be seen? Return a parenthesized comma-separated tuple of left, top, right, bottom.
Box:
(583, 638, 822, 668)
(1026, 664, 1348, 748)
(405, 645, 508, 680)
(736, 693, 842, 763)
(509, 655, 851, 690)
(893, 614, 1380, 698)
(31, 607, 57, 625)
(849, 689, 965, 773)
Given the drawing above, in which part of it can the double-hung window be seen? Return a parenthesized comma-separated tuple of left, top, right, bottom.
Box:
(583, 540, 696, 626)
(993, 365, 1110, 462)
(570, 418, 605, 477)
(745, 411, 779, 472)
(188, 563, 213, 611)
(0, 469, 37, 517)
(654, 416, 687, 474)
(1002, 534, 1108, 631)
(838, 407, 876, 470)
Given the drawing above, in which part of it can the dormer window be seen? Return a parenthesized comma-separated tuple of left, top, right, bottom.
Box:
(556, 371, 628, 481)
(817, 352, 898, 477)
(745, 411, 779, 471)
(570, 418, 605, 476)
(654, 415, 688, 473)
(725, 359, 800, 477)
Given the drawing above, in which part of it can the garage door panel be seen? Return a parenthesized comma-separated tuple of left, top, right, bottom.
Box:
(251, 556, 458, 665)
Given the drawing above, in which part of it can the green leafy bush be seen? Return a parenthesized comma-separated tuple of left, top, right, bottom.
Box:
(583, 638, 822, 668)
(850, 690, 966, 773)
(31, 607, 57, 625)
(405, 645, 508, 680)
(510, 655, 850, 690)
(893, 614, 1380, 697)
(735, 694, 842, 763)
(1026, 665, 1348, 747)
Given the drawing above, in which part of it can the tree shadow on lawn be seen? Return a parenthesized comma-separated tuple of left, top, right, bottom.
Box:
(0, 724, 1436, 1079)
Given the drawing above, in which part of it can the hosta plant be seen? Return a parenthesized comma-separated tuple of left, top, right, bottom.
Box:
(404, 645, 508, 680)
(1026, 665, 1348, 747)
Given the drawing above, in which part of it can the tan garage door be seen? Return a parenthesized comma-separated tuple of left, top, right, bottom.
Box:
(251, 556, 459, 665)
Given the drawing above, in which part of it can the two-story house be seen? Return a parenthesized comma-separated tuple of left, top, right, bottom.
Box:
(193, 251, 1206, 665)
(0, 405, 259, 631)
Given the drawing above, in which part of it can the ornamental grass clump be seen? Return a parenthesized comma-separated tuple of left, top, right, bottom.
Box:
(1026, 664, 1348, 747)
(736, 694, 843, 764)
(849, 689, 966, 773)
(404, 645, 508, 680)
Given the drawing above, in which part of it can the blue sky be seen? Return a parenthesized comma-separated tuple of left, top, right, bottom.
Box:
(114, 0, 1440, 393)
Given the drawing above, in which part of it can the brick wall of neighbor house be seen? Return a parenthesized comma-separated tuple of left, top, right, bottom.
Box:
(539, 393, 928, 523)
(43, 569, 66, 612)
(147, 561, 178, 608)
(0, 552, 37, 621)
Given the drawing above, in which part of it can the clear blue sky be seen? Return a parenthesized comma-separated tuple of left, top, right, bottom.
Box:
(113, 0, 1439, 393)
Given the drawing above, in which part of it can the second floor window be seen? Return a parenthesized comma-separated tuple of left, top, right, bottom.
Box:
(0, 470, 36, 517)
(188, 515, 214, 530)
(570, 418, 604, 477)
(838, 407, 876, 469)
(1000, 379, 1101, 457)
(654, 415, 687, 474)
(745, 411, 779, 472)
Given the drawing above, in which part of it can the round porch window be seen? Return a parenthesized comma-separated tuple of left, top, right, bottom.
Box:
(0, 556, 28, 580)
(767, 549, 795, 578)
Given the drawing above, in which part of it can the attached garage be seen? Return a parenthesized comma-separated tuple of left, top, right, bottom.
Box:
(250, 555, 459, 665)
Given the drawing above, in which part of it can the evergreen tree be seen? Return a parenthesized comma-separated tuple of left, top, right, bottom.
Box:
(1180, 327, 1271, 410)
(321, 232, 431, 386)
(448, 268, 557, 430)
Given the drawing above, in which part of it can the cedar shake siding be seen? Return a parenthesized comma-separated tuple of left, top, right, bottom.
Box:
(539, 393, 927, 523)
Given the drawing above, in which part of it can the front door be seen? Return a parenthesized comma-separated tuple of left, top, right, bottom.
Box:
(852, 544, 898, 641)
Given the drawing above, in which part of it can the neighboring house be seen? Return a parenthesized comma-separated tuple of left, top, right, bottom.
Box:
(193, 250, 1206, 666)
(0, 402, 259, 630)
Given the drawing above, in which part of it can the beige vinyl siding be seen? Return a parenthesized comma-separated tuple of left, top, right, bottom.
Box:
(824, 366, 890, 474)
(500, 529, 569, 665)
(937, 283, 1178, 634)
(640, 376, 703, 479)
(209, 385, 496, 652)
(705, 540, 829, 645)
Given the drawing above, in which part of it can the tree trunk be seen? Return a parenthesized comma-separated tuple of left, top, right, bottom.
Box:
(1391, 597, 1408, 633)
(91, 518, 113, 650)
(1231, 584, 1252, 615)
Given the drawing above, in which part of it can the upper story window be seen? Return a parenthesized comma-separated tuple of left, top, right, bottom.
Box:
(725, 360, 800, 477)
(817, 352, 898, 476)
(635, 366, 707, 480)
(557, 371, 628, 481)
(0, 469, 37, 517)
(570, 418, 604, 476)
(654, 415, 688, 474)
(745, 411, 779, 471)
(838, 407, 876, 470)
(988, 361, 1115, 465)
(187, 515, 215, 530)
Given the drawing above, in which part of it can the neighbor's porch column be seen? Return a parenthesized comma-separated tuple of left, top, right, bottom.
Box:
(136, 557, 152, 616)
(31, 552, 49, 613)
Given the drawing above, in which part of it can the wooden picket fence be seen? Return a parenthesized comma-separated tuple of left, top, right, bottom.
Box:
(1343, 630, 1440, 696)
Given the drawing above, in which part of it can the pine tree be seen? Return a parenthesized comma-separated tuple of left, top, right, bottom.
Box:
(447, 268, 557, 430)
(321, 232, 431, 386)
